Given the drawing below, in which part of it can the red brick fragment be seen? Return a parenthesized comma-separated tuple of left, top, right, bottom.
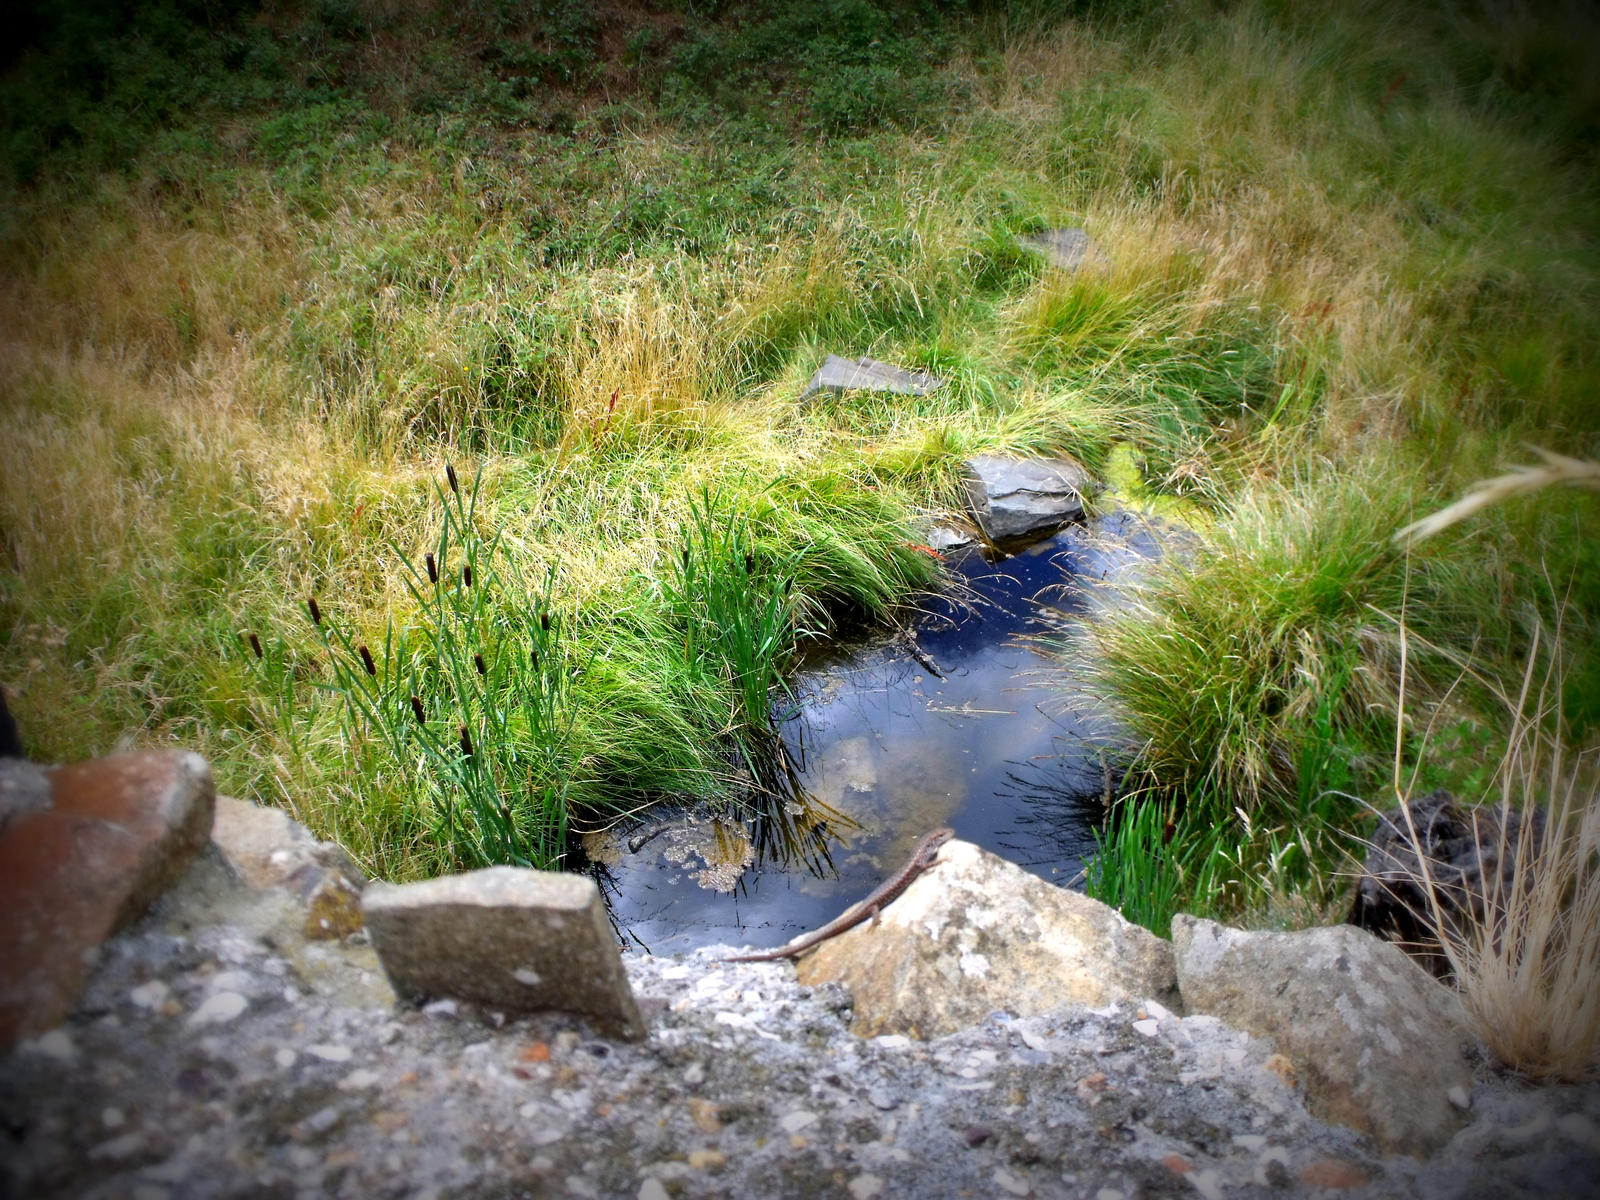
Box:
(1299, 1158, 1372, 1189)
(0, 751, 215, 1049)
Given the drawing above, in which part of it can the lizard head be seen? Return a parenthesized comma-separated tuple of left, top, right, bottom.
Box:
(919, 826, 958, 866)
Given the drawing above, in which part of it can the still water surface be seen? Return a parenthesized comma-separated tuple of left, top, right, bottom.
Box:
(589, 517, 1157, 954)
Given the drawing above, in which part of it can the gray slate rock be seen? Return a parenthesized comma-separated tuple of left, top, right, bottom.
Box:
(1018, 227, 1103, 271)
(363, 866, 646, 1039)
(1172, 915, 1475, 1157)
(799, 355, 942, 401)
(963, 453, 1093, 543)
(796, 839, 1180, 1037)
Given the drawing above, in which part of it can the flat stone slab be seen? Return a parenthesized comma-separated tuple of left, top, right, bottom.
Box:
(963, 453, 1093, 543)
(1172, 915, 1474, 1157)
(1018, 227, 1104, 271)
(796, 839, 1180, 1037)
(363, 867, 645, 1039)
(0, 750, 216, 1049)
(799, 355, 943, 401)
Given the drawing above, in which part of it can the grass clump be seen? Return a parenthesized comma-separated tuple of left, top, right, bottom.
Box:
(1390, 627, 1600, 1081)
(245, 465, 584, 871)
(3, 0, 1598, 894)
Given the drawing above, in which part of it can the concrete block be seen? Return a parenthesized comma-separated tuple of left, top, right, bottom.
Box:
(363, 867, 646, 1039)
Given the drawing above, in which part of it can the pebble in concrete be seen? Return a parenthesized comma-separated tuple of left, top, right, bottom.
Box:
(363, 866, 646, 1039)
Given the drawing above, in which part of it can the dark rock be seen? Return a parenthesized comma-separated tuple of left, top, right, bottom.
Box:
(0, 687, 21, 758)
(962, 454, 1093, 544)
(1349, 789, 1546, 978)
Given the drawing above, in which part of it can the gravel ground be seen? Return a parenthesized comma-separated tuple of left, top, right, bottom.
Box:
(2, 858, 1597, 1200)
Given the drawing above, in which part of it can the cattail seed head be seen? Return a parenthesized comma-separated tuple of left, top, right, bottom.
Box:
(744, 552, 755, 573)
(307, 596, 322, 626)
(540, 612, 551, 632)
(681, 546, 690, 568)
(410, 694, 426, 724)
(425, 553, 438, 584)
(474, 652, 486, 677)
(458, 724, 473, 756)
(445, 462, 460, 496)
(358, 645, 376, 676)
(462, 563, 473, 588)
(247, 632, 263, 659)
(530, 646, 540, 668)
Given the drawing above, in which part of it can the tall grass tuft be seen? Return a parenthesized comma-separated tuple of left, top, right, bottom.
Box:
(1087, 460, 1436, 825)
(661, 489, 802, 737)
(249, 465, 581, 870)
(1399, 629, 1600, 1081)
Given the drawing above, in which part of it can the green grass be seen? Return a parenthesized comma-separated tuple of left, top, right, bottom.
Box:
(2, 0, 1597, 896)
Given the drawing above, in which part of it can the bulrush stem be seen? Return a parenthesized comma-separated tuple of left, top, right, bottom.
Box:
(474, 653, 487, 677)
(358, 645, 376, 676)
(459, 724, 474, 757)
(445, 462, 459, 497)
(247, 632, 263, 659)
(426, 553, 438, 584)
(307, 596, 322, 626)
(462, 563, 474, 588)
(410, 695, 426, 725)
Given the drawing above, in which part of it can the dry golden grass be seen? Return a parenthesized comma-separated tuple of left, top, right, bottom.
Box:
(1402, 640, 1600, 1081)
(1395, 449, 1600, 544)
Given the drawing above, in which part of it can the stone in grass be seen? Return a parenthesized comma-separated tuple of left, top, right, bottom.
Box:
(1171, 915, 1474, 1158)
(796, 839, 1180, 1038)
(0, 751, 216, 1050)
(799, 355, 943, 402)
(363, 867, 646, 1039)
(963, 454, 1094, 544)
(1017, 227, 1104, 272)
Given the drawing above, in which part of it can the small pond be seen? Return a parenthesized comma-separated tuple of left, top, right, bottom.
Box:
(585, 513, 1165, 955)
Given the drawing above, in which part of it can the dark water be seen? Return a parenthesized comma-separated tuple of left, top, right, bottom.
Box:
(588, 515, 1163, 955)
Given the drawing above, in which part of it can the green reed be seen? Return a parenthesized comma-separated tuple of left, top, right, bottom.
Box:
(289, 463, 579, 870)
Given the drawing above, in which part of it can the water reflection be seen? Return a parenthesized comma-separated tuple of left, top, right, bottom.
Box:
(590, 516, 1162, 954)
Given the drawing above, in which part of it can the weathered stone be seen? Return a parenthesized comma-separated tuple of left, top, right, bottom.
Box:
(1171, 916, 1474, 1157)
(0, 758, 51, 833)
(796, 839, 1179, 1038)
(1017, 227, 1104, 272)
(363, 867, 646, 1039)
(799, 355, 943, 401)
(0, 750, 216, 1049)
(211, 794, 365, 894)
(963, 454, 1093, 543)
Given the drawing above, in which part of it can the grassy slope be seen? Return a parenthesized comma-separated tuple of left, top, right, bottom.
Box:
(2, 0, 1596, 889)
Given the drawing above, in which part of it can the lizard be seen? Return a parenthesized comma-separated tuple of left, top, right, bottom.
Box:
(721, 826, 956, 963)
